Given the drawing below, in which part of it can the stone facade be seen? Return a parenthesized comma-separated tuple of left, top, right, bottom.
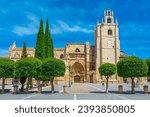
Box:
(7, 10, 125, 83)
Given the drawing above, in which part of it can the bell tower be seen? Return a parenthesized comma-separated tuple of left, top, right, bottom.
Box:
(104, 10, 114, 23)
(94, 10, 120, 82)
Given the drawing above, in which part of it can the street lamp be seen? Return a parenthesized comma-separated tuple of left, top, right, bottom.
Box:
(67, 65, 71, 87)
(70, 68, 74, 85)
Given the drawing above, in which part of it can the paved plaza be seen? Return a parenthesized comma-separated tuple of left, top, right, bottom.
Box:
(0, 83, 150, 100)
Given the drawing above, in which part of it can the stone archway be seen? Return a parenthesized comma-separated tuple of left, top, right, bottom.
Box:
(72, 62, 84, 83)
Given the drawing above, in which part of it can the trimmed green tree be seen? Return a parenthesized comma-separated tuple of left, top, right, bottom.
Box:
(146, 58, 150, 77)
(35, 64, 50, 93)
(117, 56, 148, 94)
(44, 19, 54, 58)
(44, 19, 54, 86)
(35, 19, 45, 59)
(0, 58, 14, 93)
(15, 57, 41, 92)
(41, 58, 66, 94)
(44, 19, 49, 58)
(20, 42, 28, 92)
(99, 63, 117, 93)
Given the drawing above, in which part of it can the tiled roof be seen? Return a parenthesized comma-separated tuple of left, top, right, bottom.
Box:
(54, 48, 65, 51)
(0, 56, 9, 58)
(13, 48, 35, 51)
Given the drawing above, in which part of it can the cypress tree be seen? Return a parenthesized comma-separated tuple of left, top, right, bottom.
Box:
(44, 19, 54, 86)
(20, 41, 28, 92)
(35, 19, 45, 59)
(45, 19, 54, 58)
(21, 42, 28, 58)
(44, 19, 50, 58)
(51, 37, 54, 58)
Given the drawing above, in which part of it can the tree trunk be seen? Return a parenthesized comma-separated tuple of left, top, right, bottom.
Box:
(43, 81, 47, 87)
(106, 77, 109, 93)
(46, 81, 50, 86)
(29, 78, 33, 89)
(26, 78, 29, 92)
(20, 77, 27, 92)
(37, 80, 42, 93)
(37, 80, 40, 87)
(1, 78, 6, 93)
(131, 78, 135, 94)
(20, 84, 24, 92)
(50, 78, 54, 94)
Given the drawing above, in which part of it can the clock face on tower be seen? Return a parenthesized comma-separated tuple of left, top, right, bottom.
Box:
(107, 40, 112, 46)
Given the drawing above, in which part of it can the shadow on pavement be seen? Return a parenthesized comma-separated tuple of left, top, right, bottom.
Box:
(14, 91, 59, 95)
(0, 89, 11, 94)
(41, 91, 59, 94)
(90, 91, 150, 95)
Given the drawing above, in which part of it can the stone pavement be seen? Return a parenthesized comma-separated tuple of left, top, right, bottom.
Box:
(68, 83, 96, 94)
(0, 83, 150, 100)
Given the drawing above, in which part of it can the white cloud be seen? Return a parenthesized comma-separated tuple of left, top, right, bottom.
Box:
(12, 12, 39, 36)
(51, 20, 93, 34)
(13, 26, 38, 36)
(26, 12, 39, 23)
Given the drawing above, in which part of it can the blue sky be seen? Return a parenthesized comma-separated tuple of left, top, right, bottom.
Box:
(0, 0, 150, 59)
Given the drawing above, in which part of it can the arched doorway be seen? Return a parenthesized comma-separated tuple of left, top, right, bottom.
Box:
(72, 62, 84, 83)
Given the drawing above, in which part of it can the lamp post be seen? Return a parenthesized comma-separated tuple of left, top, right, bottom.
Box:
(67, 65, 71, 87)
(70, 68, 73, 85)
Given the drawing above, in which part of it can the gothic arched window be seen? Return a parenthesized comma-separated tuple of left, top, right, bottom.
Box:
(60, 54, 64, 59)
(75, 48, 80, 52)
(14, 52, 20, 57)
(107, 18, 112, 23)
(108, 29, 112, 35)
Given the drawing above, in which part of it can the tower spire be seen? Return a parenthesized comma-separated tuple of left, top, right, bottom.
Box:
(116, 18, 118, 25)
(97, 18, 99, 25)
(12, 41, 16, 49)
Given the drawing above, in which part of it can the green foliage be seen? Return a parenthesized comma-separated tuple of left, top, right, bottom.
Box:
(15, 57, 41, 78)
(0, 58, 14, 78)
(21, 42, 27, 58)
(41, 58, 66, 79)
(50, 35, 54, 58)
(35, 19, 45, 59)
(146, 58, 150, 76)
(35, 69, 49, 81)
(44, 19, 54, 58)
(99, 63, 116, 77)
(117, 56, 148, 78)
(20, 42, 28, 91)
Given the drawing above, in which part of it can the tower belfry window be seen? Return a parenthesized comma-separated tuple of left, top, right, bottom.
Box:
(108, 11, 111, 16)
(108, 29, 112, 35)
(107, 18, 112, 23)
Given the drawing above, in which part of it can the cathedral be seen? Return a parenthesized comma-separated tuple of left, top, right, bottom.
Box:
(8, 10, 125, 83)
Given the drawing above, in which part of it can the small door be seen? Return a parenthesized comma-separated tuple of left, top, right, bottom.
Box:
(74, 75, 80, 83)
(90, 75, 93, 83)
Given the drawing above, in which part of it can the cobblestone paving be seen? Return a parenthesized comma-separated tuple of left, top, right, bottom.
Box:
(0, 83, 150, 100)
(68, 83, 97, 94)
